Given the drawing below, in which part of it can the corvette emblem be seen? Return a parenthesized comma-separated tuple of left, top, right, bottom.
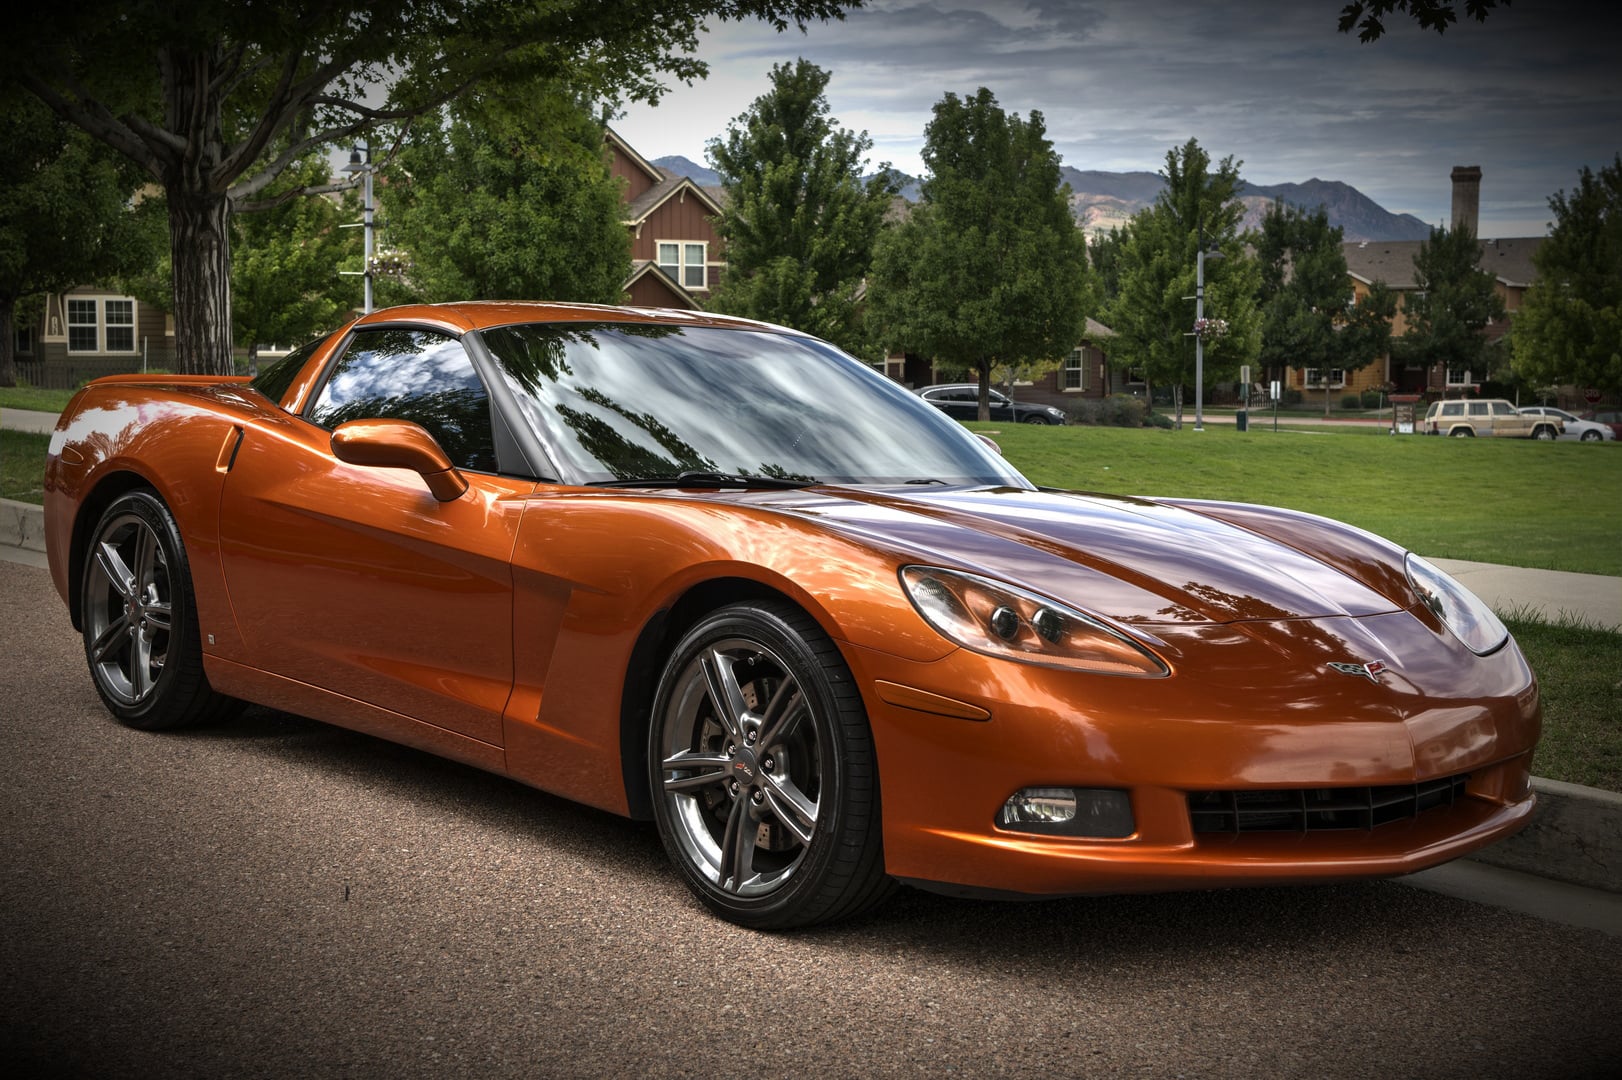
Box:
(1329, 660, 1388, 683)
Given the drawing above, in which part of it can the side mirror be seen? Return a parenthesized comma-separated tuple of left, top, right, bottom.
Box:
(330, 418, 469, 502)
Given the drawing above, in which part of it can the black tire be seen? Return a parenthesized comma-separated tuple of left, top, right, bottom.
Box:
(1450, 427, 1474, 437)
(79, 490, 242, 731)
(1581, 430, 1601, 442)
(648, 599, 893, 928)
(1021, 414, 1050, 425)
(1534, 425, 1557, 441)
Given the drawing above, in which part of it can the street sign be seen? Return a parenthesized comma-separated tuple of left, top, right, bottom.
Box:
(1585, 388, 1603, 403)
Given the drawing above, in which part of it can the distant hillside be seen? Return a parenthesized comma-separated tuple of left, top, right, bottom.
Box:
(652, 157, 1432, 242)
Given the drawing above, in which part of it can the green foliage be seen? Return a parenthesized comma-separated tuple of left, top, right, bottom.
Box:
(12, 1, 858, 373)
(706, 60, 896, 358)
(1511, 155, 1622, 397)
(1396, 222, 1505, 374)
(383, 84, 629, 304)
(233, 154, 361, 356)
(868, 88, 1091, 418)
(1101, 140, 1261, 419)
(1505, 615, 1622, 792)
(1338, 1, 1509, 42)
(0, 94, 160, 386)
(1067, 395, 1148, 428)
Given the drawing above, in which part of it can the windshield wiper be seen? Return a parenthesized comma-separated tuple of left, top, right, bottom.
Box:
(588, 470, 818, 490)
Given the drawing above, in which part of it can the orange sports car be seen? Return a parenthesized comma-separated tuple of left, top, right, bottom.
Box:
(44, 302, 1540, 928)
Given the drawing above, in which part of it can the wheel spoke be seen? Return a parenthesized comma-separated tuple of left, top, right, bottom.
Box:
(700, 648, 749, 743)
(717, 797, 757, 893)
(95, 540, 137, 601)
(762, 775, 818, 846)
(133, 523, 158, 591)
(131, 626, 154, 699)
(757, 680, 807, 751)
(660, 749, 732, 793)
(143, 601, 172, 633)
(89, 615, 129, 662)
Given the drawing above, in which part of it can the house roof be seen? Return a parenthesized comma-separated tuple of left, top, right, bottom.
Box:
(1083, 316, 1115, 340)
(623, 259, 702, 310)
(1343, 236, 1545, 289)
(604, 127, 663, 187)
(621, 170, 726, 228)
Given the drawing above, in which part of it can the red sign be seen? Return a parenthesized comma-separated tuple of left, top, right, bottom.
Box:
(1585, 388, 1603, 403)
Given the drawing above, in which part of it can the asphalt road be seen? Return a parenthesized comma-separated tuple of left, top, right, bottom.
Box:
(3, 559, 1619, 1079)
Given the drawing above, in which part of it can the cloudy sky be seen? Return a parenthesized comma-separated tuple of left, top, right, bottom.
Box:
(614, 0, 1620, 237)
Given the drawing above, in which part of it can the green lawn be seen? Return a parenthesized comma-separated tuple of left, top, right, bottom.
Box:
(0, 385, 76, 414)
(1508, 617, 1622, 792)
(1, 429, 49, 504)
(977, 422, 1622, 576)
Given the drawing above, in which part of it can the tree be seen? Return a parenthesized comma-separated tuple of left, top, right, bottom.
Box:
(0, 95, 160, 387)
(11, 1, 858, 375)
(706, 59, 897, 358)
(383, 83, 629, 305)
(1255, 200, 1395, 414)
(232, 154, 362, 370)
(867, 88, 1090, 420)
(1396, 223, 1505, 382)
(1511, 156, 1622, 399)
(1102, 139, 1260, 425)
(1338, 1, 1508, 42)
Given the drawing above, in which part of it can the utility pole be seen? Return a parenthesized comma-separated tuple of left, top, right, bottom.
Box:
(1193, 220, 1223, 432)
(341, 145, 375, 313)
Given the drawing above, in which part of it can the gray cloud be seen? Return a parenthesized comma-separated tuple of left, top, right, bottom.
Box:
(615, 0, 1621, 235)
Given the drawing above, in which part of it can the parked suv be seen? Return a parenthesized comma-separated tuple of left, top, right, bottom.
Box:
(1423, 399, 1561, 439)
(918, 384, 1068, 425)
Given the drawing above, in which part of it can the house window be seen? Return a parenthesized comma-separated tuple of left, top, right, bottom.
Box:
(67, 299, 98, 352)
(657, 241, 709, 291)
(65, 296, 139, 354)
(1304, 368, 1346, 389)
(14, 325, 34, 356)
(1063, 348, 1089, 392)
(1446, 367, 1473, 387)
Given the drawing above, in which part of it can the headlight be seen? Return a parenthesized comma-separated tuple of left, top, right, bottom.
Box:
(899, 566, 1168, 676)
(1405, 554, 1508, 656)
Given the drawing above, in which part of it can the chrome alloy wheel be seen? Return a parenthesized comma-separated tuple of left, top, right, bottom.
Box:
(84, 510, 173, 706)
(657, 638, 822, 898)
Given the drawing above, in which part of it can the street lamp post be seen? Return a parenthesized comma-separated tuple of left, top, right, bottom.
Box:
(343, 145, 375, 314)
(1193, 234, 1224, 432)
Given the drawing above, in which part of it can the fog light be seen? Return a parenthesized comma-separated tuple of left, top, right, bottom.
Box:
(998, 787, 1135, 838)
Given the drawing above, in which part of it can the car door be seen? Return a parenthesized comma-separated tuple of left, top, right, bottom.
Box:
(987, 390, 1016, 422)
(1489, 400, 1527, 436)
(216, 326, 533, 747)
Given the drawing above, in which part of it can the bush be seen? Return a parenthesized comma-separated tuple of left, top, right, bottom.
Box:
(1148, 411, 1175, 429)
(1066, 395, 1148, 428)
(1283, 389, 1303, 406)
(1341, 393, 1363, 411)
(1361, 390, 1383, 409)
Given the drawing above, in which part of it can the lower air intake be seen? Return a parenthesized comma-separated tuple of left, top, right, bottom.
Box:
(1189, 774, 1469, 834)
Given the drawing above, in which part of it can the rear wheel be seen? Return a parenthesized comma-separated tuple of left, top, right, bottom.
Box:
(1449, 427, 1474, 437)
(1534, 425, 1557, 441)
(80, 490, 241, 730)
(649, 599, 892, 928)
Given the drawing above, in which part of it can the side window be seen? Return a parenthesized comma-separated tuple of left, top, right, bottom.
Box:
(1441, 403, 1465, 417)
(307, 328, 497, 473)
(1468, 402, 1490, 418)
(250, 338, 324, 408)
(1492, 402, 1518, 417)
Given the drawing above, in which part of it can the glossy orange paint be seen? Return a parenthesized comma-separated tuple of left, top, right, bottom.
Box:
(43, 303, 1540, 901)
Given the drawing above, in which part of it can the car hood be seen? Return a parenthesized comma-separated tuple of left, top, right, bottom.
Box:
(750, 485, 1406, 626)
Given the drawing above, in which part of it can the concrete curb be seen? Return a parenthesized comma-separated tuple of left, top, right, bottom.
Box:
(1470, 777, 1622, 894)
(0, 497, 45, 552)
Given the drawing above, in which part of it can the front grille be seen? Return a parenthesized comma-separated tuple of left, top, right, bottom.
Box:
(1189, 774, 1469, 834)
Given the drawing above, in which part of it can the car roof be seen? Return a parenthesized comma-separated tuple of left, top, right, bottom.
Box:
(346, 301, 805, 338)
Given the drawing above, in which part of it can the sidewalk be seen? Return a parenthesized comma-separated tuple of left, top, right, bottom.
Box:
(1, 406, 60, 434)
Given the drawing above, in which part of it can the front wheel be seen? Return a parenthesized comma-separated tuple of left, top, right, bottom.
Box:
(1021, 414, 1050, 425)
(1581, 430, 1601, 442)
(648, 600, 892, 928)
(80, 490, 241, 730)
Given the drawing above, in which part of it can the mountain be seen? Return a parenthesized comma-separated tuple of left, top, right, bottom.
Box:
(652, 156, 1433, 242)
(652, 155, 719, 187)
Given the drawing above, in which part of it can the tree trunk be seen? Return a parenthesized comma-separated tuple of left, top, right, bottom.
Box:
(976, 359, 992, 421)
(167, 189, 235, 375)
(0, 295, 16, 388)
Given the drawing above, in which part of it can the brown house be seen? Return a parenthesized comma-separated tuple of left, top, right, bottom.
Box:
(1287, 166, 1543, 400)
(882, 317, 1123, 408)
(606, 128, 725, 309)
(15, 286, 175, 387)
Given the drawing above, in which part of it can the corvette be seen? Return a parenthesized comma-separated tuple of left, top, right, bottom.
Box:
(44, 302, 1539, 928)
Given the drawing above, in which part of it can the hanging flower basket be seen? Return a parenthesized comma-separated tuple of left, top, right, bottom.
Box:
(1192, 317, 1228, 341)
(368, 249, 413, 278)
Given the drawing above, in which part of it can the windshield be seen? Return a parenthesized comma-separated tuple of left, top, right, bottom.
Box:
(478, 322, 1030, 488)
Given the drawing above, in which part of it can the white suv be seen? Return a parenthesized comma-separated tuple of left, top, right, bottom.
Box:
(1423, 399, 1561, 439)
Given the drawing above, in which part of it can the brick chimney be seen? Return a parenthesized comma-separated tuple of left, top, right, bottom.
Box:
(1450, 165, 1482, 234)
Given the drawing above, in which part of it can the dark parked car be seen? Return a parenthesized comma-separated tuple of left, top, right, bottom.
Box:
(918, 384, 1068, 425)
(1584, 410, 1622, 440)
